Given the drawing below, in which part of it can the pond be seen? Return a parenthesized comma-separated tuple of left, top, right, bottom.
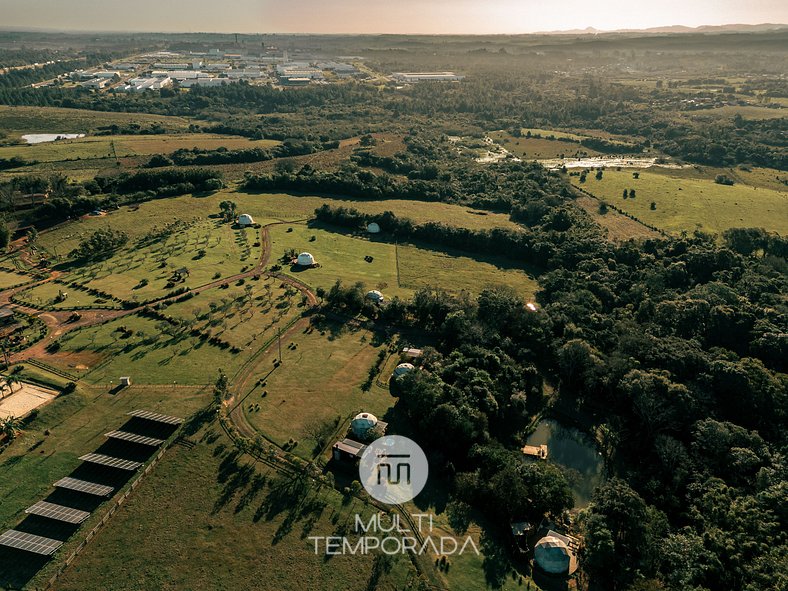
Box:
(525, 419, 605, 508)
(21, 133, 85, 144)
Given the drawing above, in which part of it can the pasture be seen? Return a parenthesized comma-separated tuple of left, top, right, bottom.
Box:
(47, 426, 416, 591)
(53, 218, 263, 302)
(162, 276, 306, 351)
(0, 382, 207, 590)
(242, 321, 392, 459)
(0, 133, 279, 164)
(48, 314, 248, 385)
(0, 268, 32, 289)
(269, 222, 539, 298)
(0, 106, 192, 141)
(573, 168, 788, 235)
(15, 281, 121, 310)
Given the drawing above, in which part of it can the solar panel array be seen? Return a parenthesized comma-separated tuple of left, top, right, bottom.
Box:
(127, 409, 184, 425)
(53, 477, 114, 497)
(105, 430, 165, 447)
(0, 530, 63, 556)
(25, 501, 91, 525)
(78, 453, 142, 471)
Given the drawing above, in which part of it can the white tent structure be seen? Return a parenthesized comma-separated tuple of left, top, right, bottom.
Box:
(393, 363, 415, 378)
(534, 535, 577, 575)
(351, 412, 378, 438)
(296, 252, 316, 266)
(366, 290, 384, 304)
(237, 214, 255, 227)
(366, 222, 381, 234)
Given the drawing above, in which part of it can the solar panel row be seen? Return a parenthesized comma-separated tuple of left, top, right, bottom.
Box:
(53, 477, 114, 497)
(25, 501, 91, 525)
(105, 430, 165, 446)
(0, 530, 63, 556)
(78, 453, 142, 471)
(127, 409, 184, 425)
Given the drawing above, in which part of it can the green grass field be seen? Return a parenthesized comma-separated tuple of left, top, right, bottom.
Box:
(47, 425, 416, 591)
(0, 383, 208, 590)
(36, 192, 519, 259)
(574, 168, 788, 235)
(270, 223, 538, 299)
(0, 106, 192, 141)
(50, 314, 247, 385)
(242, 322, 393, 459)
(58, 218, 262, 303)
(489, 131, 600, 159)
(0, 133, 279, 164)
(163, 276, 306, 351)
(0, 268, 32, 289)
(15, 281, 121, 309)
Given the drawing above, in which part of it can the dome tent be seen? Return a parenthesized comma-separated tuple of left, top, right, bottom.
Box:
(366, 222, 381, 234)
(237, 214, 255, 227)
(351, 412, 378, 438)
(366, 290, 384, 303)
(296, 252, 315, 266)
(393, 363, 415, 378)
(534, 535, 574, 575)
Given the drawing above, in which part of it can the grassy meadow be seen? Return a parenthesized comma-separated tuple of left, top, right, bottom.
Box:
(0, 382, 208, 590)
(573, 167, 788, 235)
(242, 322, 393, 459)
(46, 425, 417, 591)
(49, 314, 247, 385)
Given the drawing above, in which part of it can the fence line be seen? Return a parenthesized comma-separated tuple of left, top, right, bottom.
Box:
(40, 433, 178, 590)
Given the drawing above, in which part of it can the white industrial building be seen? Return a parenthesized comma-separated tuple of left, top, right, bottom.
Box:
(168, 71, 213, 81)
(227, 69, 264, 80)
(82, 78, 109, 89)
(120, 77, 172, 92)
(392, 72, 464, 83)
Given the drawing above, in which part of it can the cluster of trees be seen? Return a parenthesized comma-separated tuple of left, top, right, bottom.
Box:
(94, 168, 223, 196)
(146, 138, 332, 168)
(317, 200, 785, 591)
(69, 228, 128, 260)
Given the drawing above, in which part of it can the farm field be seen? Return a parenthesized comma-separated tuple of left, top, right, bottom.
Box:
(0, 133, 279, 164)
(269, 222, 539, 298)
(162, 276, 306, 351)
(573, 168, 788, 235)
(36, 191, 520, 259)
(0, 106, 192, 141)
(53, 218, 262, 302)
(48, 426, 417, 591)
(242, 322, 392, 459)
(15, 281, 121, 309)
(572, 193, 661, 241)
(0, 383, 207, 590)
(48, 314, 248, 385)
(489, 131, 602, 159)
(0, 268, 32, 289)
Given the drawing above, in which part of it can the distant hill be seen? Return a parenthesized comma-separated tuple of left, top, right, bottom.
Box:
(540, 23, 788, 35)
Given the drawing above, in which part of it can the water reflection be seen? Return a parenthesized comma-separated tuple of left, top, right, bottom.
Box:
(525, 419, 605, 508)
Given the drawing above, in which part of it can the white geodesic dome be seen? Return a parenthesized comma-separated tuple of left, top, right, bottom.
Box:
(366, 222, 381, 234)
(534, 536, 571, 575)
(393, 363, 415, 378)
(237, 214, 255, 226)
(351, 412, 378, 437)
(297, 252, 315, 266)
(366, 290, 384, 303)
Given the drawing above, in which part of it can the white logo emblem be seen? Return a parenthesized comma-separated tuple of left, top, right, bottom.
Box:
(358, 436, 428, 504)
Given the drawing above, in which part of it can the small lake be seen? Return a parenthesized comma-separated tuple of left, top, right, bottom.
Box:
(525, 419, 605, 508)
(21, 133, 85, 144)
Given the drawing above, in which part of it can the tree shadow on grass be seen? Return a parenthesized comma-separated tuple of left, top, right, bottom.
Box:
(480, 529, 513, 590)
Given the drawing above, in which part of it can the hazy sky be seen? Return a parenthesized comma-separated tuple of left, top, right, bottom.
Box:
(2, 0, 787, 34)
